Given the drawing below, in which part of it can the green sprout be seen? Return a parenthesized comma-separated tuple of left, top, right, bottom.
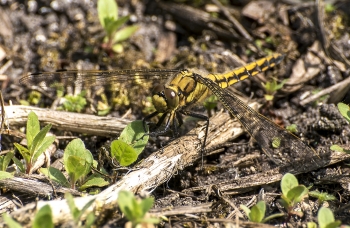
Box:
(118, 190, 159, 227)
(278, 173, 308, 218)
(13, 111, 56, 174)
(262, 78, 287, 101)
(97, 0, 139, 53)
(330, 102, 350, 154)
(240, 201, 284, 223)
(110, 120, 149, 167)
(40, 138, 109, 191)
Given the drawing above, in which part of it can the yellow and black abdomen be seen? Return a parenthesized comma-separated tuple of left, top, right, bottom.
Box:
(207, 53, 284, 89)
(167, 53, 284, 110)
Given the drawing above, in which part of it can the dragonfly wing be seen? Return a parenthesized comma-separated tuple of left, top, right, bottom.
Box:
(19, 69, 179, 89)
(194, 74, 316, 164)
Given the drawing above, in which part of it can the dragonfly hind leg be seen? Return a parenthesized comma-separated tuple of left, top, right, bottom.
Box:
(179, 110, 209, 167)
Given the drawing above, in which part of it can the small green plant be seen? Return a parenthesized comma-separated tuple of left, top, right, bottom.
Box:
(40, 138, 109, 190)
(13, 111, 56, 174)
(240, 201, 284, 223)
(262, 78, 287, 101)
(110, 120, 149, 166)
(286, 124, 298, 134)
(0, 151, 14, 171)
(330, 102, 350, 154)
(0, 151, 14, 179)
(32, 205, 54, 228)
(98, 0, 139, 53)
(3, 205, 54, 228)
(317, 207, 341, 228)
(60, 93, 87, 113)
(279, 173, 309, 218)
(65, 192, 96, 227)
(309, 190, 337, 204)
(117, 190, 159, 227)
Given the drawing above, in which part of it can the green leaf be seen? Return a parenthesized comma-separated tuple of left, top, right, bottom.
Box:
(32, 205, 54, 228)
(2, 213, 22, 228)
(112, 43, 124, 53)
(262, 212, 285, 223)
(307, 222, 318, 228)
(65, 193, 79, 222)
(240, 205, 251, 219)
(30, 124, 52, 155)
(286, 185, 308, 204)
(0, 151, 14, 171)
(337, 102, 350, 123)
(11, 156, 25, 173)
(309, 190, 336, 203)
(318, 207, 343, 228)
(85, 212, 96, 228)
(27, 111, 40, 148)
(118, 190, 138, 221)
(64, 139, 93, 181)
(286, 124, 298, 133)
(264, 94, 274, 101)
(0, 171, 13, 180)
(14, 143, 30, 164)
(139, 197, 154, 217)
(112, 25, 139, 43)
(62, 94, 87, 113)
(75, 198, 96, 223)
(318, 207, 336, 228)
(79, 173, 109, 191)
(39, 167, 70, 187)
(272, 137, 281, 148)
(97, 0, 118, 28)
(110, 140, 138, 166)
(32, 135, 56, 163)
(330, 144, 350, 153)
(249, 201, 266, 222)
(281, 173, 299, 196)
(105, 15, 130, 36)
(66, 155, 90, 184)
(119, 120, 149, 155)
(278, 196, 291, 209)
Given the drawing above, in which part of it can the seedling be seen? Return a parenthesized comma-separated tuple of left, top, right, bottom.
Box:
(60, 93, 87, 113)
(40, 138, 109, 190)
(330, 102, 350, 154)
(309, 190, 336, 204)
(317, 207, 341, 228)
(110, 120, 149, 166)
(240, 201, 284, 223)
(117, 190, 159, 227)
(13, 111, 56, 174)
(3, 205, 54, 228)
(66, 192, 96, 227)
(278, 173, 308, 218)
(97, 0, 139, 53)
(262, 78, 287, 101)
(286, 124, 298, 134)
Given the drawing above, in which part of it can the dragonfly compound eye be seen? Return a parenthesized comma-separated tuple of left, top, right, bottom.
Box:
(164, 88, 179, 109)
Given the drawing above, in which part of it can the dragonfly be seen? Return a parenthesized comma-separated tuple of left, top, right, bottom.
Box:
(20, 53, 315, 164)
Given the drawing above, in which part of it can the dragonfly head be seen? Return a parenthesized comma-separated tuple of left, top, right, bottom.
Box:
(152, 85, 179, 113)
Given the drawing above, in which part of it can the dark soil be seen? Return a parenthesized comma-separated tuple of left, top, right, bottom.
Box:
(0, 0, 350, 227)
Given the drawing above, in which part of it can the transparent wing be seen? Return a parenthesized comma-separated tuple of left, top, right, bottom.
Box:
(194, 73, 316, 164)
(19, 69, 180, 89)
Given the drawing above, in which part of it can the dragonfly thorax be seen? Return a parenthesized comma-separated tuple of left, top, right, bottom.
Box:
(152, 85, 180, 113)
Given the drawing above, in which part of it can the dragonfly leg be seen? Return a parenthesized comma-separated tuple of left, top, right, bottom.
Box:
(179, 110, 209, 167)
(142, 111, 160, 133)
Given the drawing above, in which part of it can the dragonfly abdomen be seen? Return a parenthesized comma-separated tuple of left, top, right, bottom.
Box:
(207, 53, 285, 89)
